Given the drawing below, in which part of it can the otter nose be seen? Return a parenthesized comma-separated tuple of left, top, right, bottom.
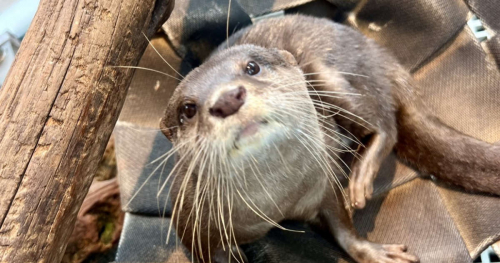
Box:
(209, 86, 246, 118)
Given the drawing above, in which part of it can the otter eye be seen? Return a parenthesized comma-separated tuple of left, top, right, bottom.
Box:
(182, 104, 197, 120)
(245, 61, 260, 75)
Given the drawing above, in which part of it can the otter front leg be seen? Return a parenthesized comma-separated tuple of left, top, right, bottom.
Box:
(350, 132, 395, 209)
(312, 67, 397, 209)
(319, 190, 419, 263)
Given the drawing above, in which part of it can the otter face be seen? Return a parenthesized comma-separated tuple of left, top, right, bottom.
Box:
(161, 44, 321, 173)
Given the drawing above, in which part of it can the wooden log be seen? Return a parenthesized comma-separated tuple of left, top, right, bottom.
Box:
(0, 0, 174, 261)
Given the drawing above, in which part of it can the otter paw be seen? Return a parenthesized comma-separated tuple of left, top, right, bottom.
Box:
(349, 162, 377, 209)
(351, 242, 419, 263)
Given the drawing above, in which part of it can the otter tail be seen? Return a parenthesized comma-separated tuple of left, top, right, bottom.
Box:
(394, 104, 500, 195)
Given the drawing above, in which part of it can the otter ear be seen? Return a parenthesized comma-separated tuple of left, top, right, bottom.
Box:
(160, 116, 176, 142)
(278, 49, 297, 66)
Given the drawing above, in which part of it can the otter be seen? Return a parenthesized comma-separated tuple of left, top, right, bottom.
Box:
(159, 14, 500, 263)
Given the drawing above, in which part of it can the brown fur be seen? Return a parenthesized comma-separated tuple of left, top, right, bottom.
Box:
(160, 14, 499, 263)
(225, 14, 500, 207)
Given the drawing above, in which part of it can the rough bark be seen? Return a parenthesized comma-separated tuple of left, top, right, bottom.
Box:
(0, 0, 174, 261)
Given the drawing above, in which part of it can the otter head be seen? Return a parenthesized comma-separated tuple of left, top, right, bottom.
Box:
(160, 44, 322, 175)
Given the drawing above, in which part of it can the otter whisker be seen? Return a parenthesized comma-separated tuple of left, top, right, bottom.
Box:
(205, 143, 235, 262)
(220, 140, 245, 262)
(192, 145, 211, 262)
(108, 66, 183, 81)
(229, 191, 246, 263)
(158, 158, 169, 243)
(149, 140, 188, 166)
(180, 204, 196, 262)
(297, 128, 351, 181)
(207, 145, 220, 241)
(299, 97, 373, 128)
(223, 155, 245, 263)
(264, 154, 285, 180)
(247, 152, 285, 217)
(157, 156, 169, 214)
(270, 79, 328, 91)
(274, 91, 360, 122)
(111, 122, 177, 134)
(325, 144, 355, 173)
(295, 128, 340, 175)
(293, 124, 349, 188)
(227, 176, 247, 263)
(294, 123, 345, 195)
(335, 122, 364, 146)
(300, 58, 323, 68)
(177, 142, 210, 262)
(226, 0, 232, 49)
(292, 131, 341, 200)
(306, 78, 329, 117)
(226, 161, 246, 261)
(272, 103, 362, 167)
(319, 123, 364, 153)
(157, 143, 193, 198)
(269, 78, 324, 88)
(141, 32, 185, 79)
(307, 90, 363, 95)
(159, 150, 195, 246)
(167, 138, 206, 245)
(213, 148, 226, 253)
(227, 151, 300, 233)
(233, 186, 304, 233)
(308, 114, 363, 149)
(159, 157, 187, 244)
(306, 89, 363, 96)
(178, 139, 207, 211)
(220, 143, 237, 251)
(303, 71, 369, 78)
(315, 115, 365, 147)
(179, 202, 195, 253)
(305, 97, 366, 115)
(203, 143, 217, 262)
(293, 131, 348, 204)
(318, 122, 363, 159)
(207, 151, 215, 263)
(311, 101, 373, 130)
(228, 157, 246, 191)
(215, 143, 231, 250)
(269, 100, 363, 150)
(211, 149, 225, 241)
(198, 168, 213, 263)
(281, 90, 350, 98)
(126, 143, 183, 208)
(272, 142, 294, 176)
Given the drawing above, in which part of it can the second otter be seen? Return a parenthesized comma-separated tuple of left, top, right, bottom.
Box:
(160, 14, 500, 263)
